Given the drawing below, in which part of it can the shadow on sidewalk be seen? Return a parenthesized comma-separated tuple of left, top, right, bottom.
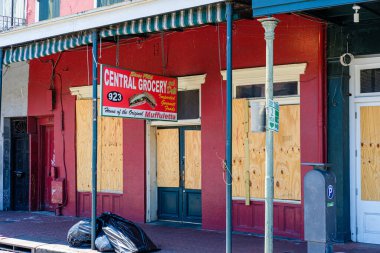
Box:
(0, 211, 379, 253)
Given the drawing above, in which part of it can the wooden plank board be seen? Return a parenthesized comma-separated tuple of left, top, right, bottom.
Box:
(157, 128, 180, 187)
(232, 99, 247, 197)
(360, 106, 380, 201)
(232, 99, 301, 200)
(244, 100, 251, 205)
(185, 130, 202, 190)
(249, 131, 266, 199)
(76, 99, 123, 193)
(273, 105, 301, 200)
(99, 116, 123, 193)
(76, 99, 92, 192)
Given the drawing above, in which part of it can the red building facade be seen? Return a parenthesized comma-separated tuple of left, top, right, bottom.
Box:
(27, 15, 325, 239)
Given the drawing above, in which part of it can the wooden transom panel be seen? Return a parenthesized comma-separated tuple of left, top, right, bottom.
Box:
(185, 130, 202, 190)
(157, 128, 180, 188)
(360, 106, 380, 201)
(232, 99, 301, 200)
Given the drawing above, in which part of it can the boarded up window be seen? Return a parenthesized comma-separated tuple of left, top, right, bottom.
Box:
(157, 128, 179, 187)
(232, 99, 301, 200)
(76, 99, 123, 193)
(360, 106, 380, 201)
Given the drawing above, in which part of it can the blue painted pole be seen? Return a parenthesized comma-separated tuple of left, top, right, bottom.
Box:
(0, 48, 3, 120)
(226, 2, 233, 253)
(91, 30, 98, 250)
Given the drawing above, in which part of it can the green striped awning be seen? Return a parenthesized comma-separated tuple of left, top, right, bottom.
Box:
(3, 32, 93, 65)
(99, 3, 226, 38)
(3, 3, 228, 65)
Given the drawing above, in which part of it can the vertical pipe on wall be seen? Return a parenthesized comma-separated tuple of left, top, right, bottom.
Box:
(225, 2, 233, 253)
(258, 17, 279, 253)
(91, 30, 98, 250)
(0, 48, 3, 121)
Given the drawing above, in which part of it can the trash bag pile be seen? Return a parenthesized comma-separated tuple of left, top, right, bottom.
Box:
(67, 212, 159, 253)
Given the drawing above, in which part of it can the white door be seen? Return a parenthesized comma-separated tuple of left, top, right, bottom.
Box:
(355, 102, 380, 244)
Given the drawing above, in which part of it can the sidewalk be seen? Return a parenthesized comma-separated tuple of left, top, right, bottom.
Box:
(0, 211, 379, 253)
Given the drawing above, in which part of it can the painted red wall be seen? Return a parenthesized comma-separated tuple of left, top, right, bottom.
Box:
(28, 52, 82, 215)
(27, 15, 325, 237)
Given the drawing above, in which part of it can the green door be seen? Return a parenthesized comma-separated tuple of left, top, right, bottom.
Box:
(157, 126, 202, 223)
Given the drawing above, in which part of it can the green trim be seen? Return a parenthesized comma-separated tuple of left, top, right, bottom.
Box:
(3, 3, 230, 65)
(99, 3, 227, 38)
(3, 32, 93, 65)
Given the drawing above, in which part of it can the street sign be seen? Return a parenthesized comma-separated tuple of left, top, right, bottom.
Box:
(267, 99, 279, 132)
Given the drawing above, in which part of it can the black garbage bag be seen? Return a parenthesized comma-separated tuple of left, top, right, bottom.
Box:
(99, 213, 159, 253)
(67, 219, 95, 247)
(95, 231, 114, 252)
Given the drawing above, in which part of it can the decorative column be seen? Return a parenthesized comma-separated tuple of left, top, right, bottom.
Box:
(258, 17, 279, 253)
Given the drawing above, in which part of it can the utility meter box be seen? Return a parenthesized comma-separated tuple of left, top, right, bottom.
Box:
(303, 163, 336, 253)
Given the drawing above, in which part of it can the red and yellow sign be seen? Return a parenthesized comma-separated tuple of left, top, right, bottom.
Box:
(100, 65, 178, 121)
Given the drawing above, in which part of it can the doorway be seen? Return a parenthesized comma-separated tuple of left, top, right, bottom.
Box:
(350, 57, 380, 244)
(10, 118, 29, 210)
(38, 118, 55, 211)
(156, 126, 202, 223)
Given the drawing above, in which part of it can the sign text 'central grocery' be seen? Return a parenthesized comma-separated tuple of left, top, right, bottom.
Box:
(100, 65, 178, 121)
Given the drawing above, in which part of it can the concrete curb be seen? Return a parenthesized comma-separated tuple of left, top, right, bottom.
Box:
(0, 237, 97, 253)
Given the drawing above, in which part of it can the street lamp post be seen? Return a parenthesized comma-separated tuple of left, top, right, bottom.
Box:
(258, 17, 279, 253)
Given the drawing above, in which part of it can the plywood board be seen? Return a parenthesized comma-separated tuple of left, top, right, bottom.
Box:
(76, 99, 92, 192)
(185, 130, 202, 190)
(232, 99, 301, 200)
(249, 131, 266, 199)
(273, 105, 301, 200)
(76, 99, 123, 193)
(157, 128, 180, 187)
(232, 99, 247, 197)
(99, 116, 123, 193)
(360, 106, 380, 201)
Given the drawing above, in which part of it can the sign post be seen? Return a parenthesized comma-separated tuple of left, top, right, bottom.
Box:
(100, 65, 178, 121)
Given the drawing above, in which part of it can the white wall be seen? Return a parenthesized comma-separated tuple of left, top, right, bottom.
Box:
(0, 61, 29, 210)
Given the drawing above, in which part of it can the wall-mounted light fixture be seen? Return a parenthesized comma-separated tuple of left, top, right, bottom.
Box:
(353, 4, 360, 23)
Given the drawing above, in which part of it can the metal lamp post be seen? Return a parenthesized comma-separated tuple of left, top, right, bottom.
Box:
(258, 17, 279, 253)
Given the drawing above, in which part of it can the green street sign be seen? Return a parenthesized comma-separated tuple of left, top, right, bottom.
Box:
(267, 99, 279, 132)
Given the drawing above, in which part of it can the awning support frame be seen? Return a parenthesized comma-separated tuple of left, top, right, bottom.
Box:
(91, 30, 98, 250)
(225, 2, 233, 253)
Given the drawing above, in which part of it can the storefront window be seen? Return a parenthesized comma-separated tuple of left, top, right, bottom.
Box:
(360, 68, 380, 93)
(236, 81, 298, 99)
(177, 90, 200, 120)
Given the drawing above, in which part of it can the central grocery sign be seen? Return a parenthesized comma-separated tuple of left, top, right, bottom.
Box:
(100, 65, 178, 121)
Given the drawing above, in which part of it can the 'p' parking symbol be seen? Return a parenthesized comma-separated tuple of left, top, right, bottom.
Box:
(327, 185, 334, 200)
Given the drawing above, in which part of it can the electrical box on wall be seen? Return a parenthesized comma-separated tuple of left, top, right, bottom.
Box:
(51, 178, 64, 204)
